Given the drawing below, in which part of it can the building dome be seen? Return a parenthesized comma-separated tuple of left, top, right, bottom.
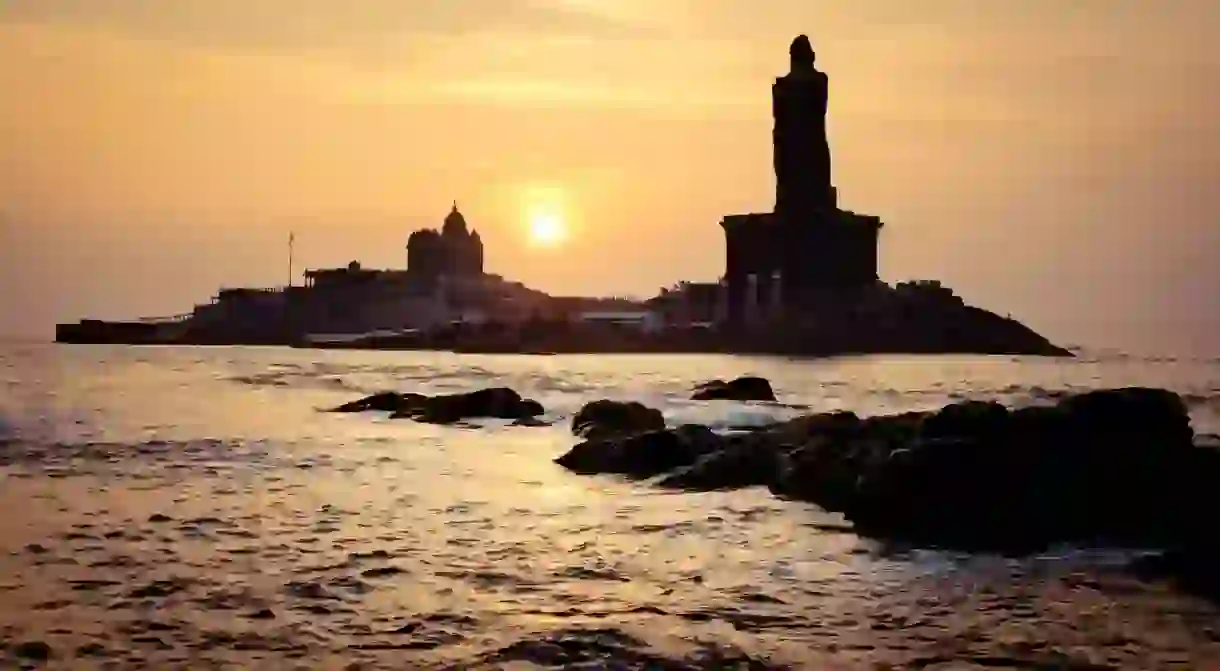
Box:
(442, 201, 468, 236)
(407, 202, 484, 279)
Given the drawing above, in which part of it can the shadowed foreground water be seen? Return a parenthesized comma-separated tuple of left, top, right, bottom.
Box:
(1, 344, 1219, 669)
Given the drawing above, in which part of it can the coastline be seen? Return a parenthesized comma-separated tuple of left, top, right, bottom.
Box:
(55, 314, 1075, 358)
(51, 336, 1074, 358)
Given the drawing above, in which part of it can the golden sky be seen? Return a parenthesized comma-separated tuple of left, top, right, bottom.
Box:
(1, 0, 1217, 353)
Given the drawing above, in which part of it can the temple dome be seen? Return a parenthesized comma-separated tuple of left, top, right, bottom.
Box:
(407, 201, 484, 278)
(443, 202, 468, 236)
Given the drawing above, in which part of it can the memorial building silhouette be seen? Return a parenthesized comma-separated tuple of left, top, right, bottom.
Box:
(719, 35, 883, 326)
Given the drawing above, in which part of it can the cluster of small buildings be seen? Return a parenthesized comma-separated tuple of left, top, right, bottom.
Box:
(186, 205, 544, 342)
(184, 203, 684, 343)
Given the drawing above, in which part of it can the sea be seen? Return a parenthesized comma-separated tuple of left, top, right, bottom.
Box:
(1, 343, 1219, 669)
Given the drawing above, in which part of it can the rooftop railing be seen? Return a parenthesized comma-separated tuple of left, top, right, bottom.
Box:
(216, 286, 288, 295)
(136, 313, 193, 324)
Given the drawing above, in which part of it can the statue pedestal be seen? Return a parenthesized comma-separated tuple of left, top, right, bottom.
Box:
(719, 207, 883, 328)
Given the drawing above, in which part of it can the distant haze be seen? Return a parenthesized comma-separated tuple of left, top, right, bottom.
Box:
(1, 1, 1217, 355)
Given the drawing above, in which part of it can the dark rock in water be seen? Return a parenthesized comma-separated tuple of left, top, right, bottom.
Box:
(1130, 546, 1220, 603)
(333, 388, 545, 424)
(404, 387, 538, 424)
(770, 410, 919, 514)
(561, 386, 1215, 552)
(1058, 386, 1194, 453)
(361, 566, 406, 578)
(518, 398, 545, 418)
(511, 416, 551, 427)
(331, 392, 427, 414)
(692, 376, 776, 402)
(556, 424, 723, 478)
(571, 400, 666, 441)
(782, 387, 1204, 550)
(918, 399, 1009, 441)
(657, 432, 784, 491)
(13, 640, 52, 660)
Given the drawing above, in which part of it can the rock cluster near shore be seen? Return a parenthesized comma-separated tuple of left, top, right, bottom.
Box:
(555, 381, 1217, 553)
(331, 378, 1217, 556)
(690, 376, 776, 402)
(331, 387, 544, 424)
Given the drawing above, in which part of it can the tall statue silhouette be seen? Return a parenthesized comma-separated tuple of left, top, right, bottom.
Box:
(773, 34, 835, 215)
(720, 35, 884, 327)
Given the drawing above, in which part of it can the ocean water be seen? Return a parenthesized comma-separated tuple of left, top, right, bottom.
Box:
(1, 343, 1219, 669)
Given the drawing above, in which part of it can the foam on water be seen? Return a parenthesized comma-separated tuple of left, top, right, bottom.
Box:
(1, 344, 1219, 668)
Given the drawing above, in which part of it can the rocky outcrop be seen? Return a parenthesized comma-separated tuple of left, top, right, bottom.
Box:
(737, 302, 1073, 358)
(331, 392, 428, 414)
(1129, 547, 1220, 603)
(556, 387, 1215, 552)
(570, 400, 666, 441)
(656, 431, 785, 491)
(556, 424, 724, 478)
(330, 388, 544, 425)
(691, 377, 776, 402)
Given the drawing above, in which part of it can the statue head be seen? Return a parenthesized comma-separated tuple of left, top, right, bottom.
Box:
(789, 34, 816, 73)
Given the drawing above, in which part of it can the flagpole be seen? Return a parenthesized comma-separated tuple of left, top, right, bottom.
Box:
(288, 232, 295, 288)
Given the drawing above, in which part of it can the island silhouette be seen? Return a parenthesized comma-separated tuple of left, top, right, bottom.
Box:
(56, 35, 1069, 358)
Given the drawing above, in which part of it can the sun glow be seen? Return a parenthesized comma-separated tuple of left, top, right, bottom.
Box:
(522, 183, 570, 248)
(528, 212, 567, 247)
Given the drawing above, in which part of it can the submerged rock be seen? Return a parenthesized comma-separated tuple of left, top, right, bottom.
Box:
(331, 388, 545, 424)
(331, 392, 426, 414)
(691, 376, 776, 402)
(571, 400, 666, 441)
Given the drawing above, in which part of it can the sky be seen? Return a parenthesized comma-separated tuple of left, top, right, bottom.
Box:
(1, 0, 1217, 354)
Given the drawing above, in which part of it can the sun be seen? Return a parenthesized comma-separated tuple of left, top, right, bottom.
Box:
(519, 182, 570, 248)
(528, 212, 567, 247)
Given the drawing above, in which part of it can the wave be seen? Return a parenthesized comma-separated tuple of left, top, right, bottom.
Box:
(1019, 386, 1073, 402)
(0, 437, 274, 472)
(228, 374, 292, 388)
(449, 626, 787, 671)
(1182, 393, 1220, 413)
(225, 362, 547, 392)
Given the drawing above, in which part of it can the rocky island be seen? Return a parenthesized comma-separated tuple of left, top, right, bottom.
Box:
(56, 35, 1069, 358)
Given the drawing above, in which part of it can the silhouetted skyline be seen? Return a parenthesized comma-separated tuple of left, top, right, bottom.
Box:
(1, 1, 1217, 354)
